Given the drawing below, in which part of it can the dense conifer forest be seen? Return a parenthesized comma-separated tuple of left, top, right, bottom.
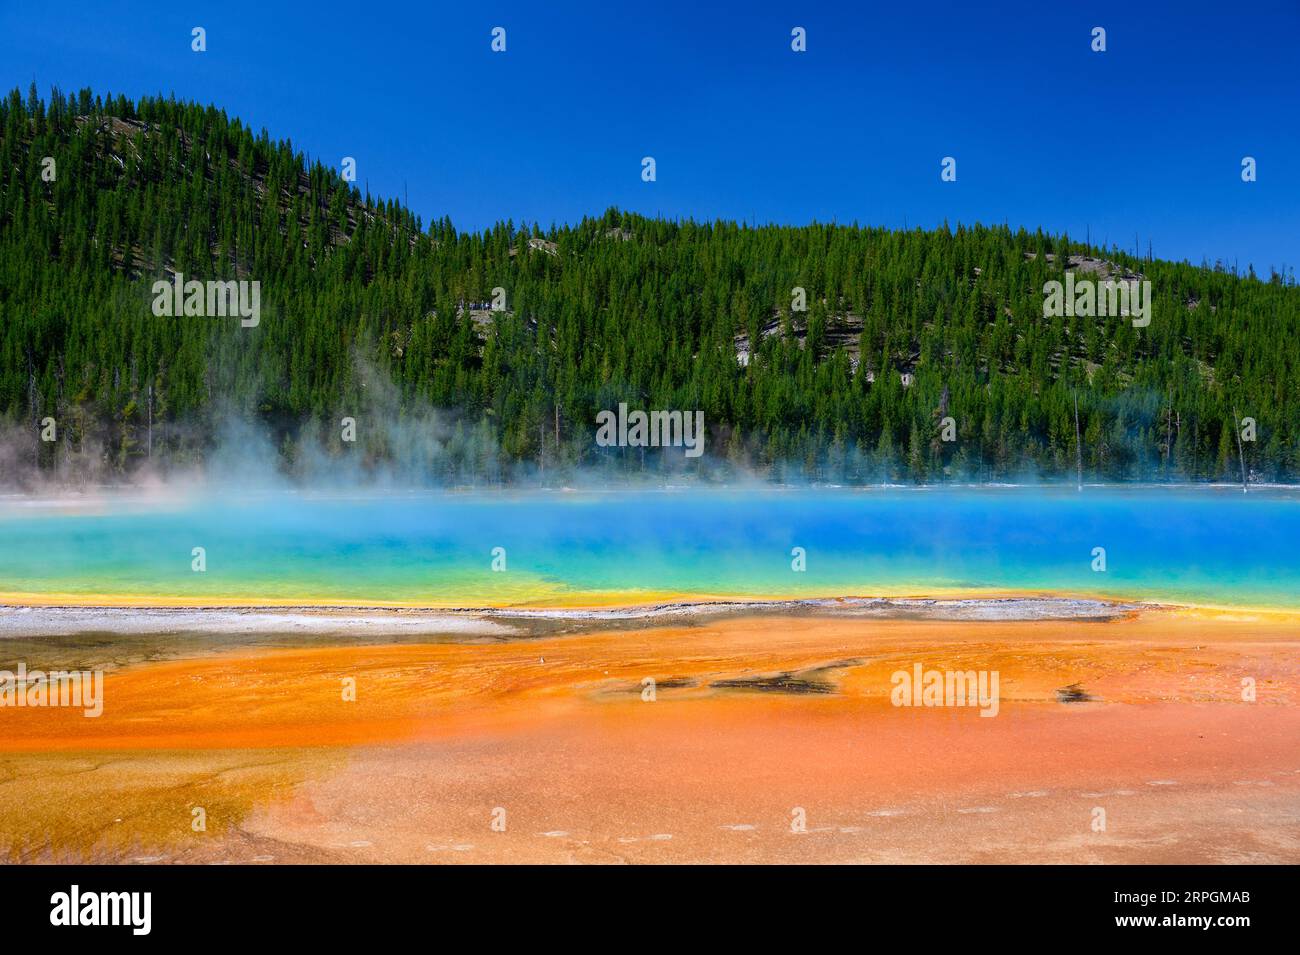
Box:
(2, 85, 1298, 485)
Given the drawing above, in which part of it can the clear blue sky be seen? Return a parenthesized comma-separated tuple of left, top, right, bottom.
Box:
(3, 0, 1297, 275)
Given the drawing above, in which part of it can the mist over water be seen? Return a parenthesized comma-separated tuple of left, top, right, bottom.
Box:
(1, 487, 1296, 610)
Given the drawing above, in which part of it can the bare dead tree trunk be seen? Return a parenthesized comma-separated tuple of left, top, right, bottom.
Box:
(1233, 408, 1248, 494)
(27, 353, 38, 473)
(1073, 391, 1083, 492)
(1170, 389, 1180, 478)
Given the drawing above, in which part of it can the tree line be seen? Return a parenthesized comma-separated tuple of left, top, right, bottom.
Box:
(2, 85, 1298, 485)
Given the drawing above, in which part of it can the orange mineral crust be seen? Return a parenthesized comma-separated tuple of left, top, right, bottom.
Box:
(2, 609, 1298, 863)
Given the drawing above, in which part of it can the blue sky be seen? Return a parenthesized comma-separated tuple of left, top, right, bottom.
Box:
(2, 1, 1297, 275)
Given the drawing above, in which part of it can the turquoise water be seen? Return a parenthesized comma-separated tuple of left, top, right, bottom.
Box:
(0, 488, 1297, 609)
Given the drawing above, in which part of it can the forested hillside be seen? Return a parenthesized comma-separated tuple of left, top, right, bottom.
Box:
(2, 85, 1299, 485)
